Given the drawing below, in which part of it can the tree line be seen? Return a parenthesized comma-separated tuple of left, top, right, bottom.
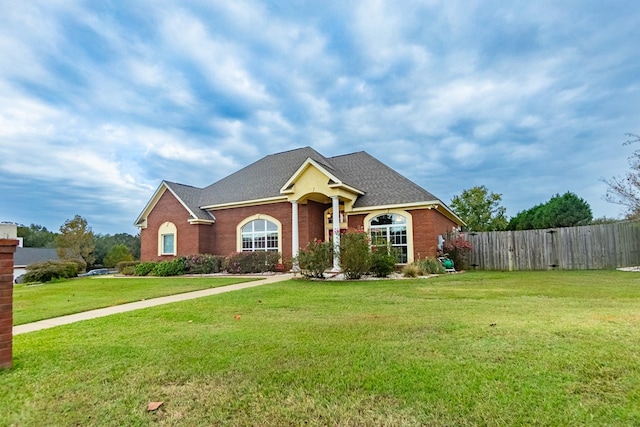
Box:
(450, 134, 640, 232)
(450, 186, 598, 232)
(18, 215, 140, 268)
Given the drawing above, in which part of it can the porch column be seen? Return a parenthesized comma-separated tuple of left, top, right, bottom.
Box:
(291, 200, 299, 260)
(332, 195, 340, 271)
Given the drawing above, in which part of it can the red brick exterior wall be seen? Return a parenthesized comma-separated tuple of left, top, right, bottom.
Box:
(345, 209, 458, 260)
(139, 194, 333, 262)
(139, 191, 460, 264)
(348, 214, 366, 230)
(0, 239, 18, 368)
(299, 201, 328, 246)
(410, 208, 459, 258)
(210, 202, 293, 259)
(140, 190, 215, 261)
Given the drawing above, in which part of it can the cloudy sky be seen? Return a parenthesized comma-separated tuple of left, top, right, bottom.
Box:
(1, 1, 639, 235)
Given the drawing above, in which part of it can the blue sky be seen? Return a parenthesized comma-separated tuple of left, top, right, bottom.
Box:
(1, 1, 639, 235)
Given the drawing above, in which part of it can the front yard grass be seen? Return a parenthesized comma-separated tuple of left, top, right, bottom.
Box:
(13, 276, 258, 325)
(2, 270, 640, 426)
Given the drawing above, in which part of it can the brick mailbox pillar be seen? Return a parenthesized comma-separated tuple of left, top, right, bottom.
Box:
(0, 238, 18, 368)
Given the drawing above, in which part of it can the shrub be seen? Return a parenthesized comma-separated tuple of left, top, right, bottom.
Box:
(297, 240, 333, 278)
(369, 247, 397, 278)
(402, 264, 421, 278)
(415, 257, 446, 274)
(184, 254, 225, 274)
(442, 232, 472, 270)
(339, 230, 372, 280)
(224, 252, 281, 274)
(23, 260, 80, 283)
(134, 262, 157, 276)
(116, 261, 139, 273)
(64, 258, 87, 275)
(121, 266, 136, 276)
(150, 258, 186, 276)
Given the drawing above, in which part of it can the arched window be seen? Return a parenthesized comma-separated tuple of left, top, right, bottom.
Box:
(369, 214, 408, 263)
(158, 222, 177, 256)
(241, 218, 279, 252)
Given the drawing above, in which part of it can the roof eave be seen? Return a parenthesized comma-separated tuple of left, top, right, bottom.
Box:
(350, 200, 465, 226)
(201, 195, 289, 211)
(134, 181, 204, 229)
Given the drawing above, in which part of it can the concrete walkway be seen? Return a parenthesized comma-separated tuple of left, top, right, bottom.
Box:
(13, 273, 295, 335)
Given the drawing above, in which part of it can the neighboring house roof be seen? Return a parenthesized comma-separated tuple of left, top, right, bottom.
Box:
(135, 147, 463, 226)
(14, 247, 59, 267)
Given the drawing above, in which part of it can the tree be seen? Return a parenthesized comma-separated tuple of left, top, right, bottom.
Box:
(56, 215, 95, 267)
(93, 233, 140, 265)
(602, 133, 640, 219)
(17, 223, 57, 247)
(103, 244, 134, 268)
(450, 185, 508, 231)
(508, 192, 592, 230)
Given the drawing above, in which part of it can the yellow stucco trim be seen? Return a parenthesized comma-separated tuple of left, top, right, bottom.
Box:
(280, 159, 362, 205)
(235, 214, 283, 254)
(363, 209, 414, 264)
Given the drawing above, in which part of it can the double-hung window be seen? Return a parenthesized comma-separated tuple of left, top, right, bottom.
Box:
(161, 233, 175, 255)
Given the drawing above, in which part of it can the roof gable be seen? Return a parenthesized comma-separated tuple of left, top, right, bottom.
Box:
(199, 147, 334, 208)
(280, 158, 364, 198)
(134, 181, 214, 228)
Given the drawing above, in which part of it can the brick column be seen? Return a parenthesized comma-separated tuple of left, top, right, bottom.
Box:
(0, 239, 18, 368)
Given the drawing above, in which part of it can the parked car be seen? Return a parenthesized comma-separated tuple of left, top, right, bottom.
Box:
(79, 268, 111, 277)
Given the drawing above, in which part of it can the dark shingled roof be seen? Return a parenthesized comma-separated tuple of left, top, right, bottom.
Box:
(164, 181, 213, 220)
(198, 147, 356, 207)
(153, 147, 446, 221)
(329, 151, 439, 208)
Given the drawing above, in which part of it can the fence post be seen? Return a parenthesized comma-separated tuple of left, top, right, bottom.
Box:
(507, 230, 514, 271)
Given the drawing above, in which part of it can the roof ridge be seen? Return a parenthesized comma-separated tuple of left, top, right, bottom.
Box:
(164, 180, 202, 190)
(328, 150, 366, 160)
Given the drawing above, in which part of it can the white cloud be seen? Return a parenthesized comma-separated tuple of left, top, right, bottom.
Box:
(159, 9, 271, 106)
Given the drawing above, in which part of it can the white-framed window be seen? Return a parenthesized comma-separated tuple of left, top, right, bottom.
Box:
(158, 221, 177, 256)
(369, 213, 408, 263)
(162, 234, 175, 254)
(241, 218, 279, 252)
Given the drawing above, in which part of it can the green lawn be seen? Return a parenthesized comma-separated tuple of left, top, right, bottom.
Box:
(13, 276, 257, 325)
(2, 270, 640, 426)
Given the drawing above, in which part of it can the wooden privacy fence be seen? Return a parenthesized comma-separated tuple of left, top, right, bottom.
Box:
(465, 221, 640, 270)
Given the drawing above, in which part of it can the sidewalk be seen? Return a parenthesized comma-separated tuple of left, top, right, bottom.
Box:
(13, 273, 295, 335)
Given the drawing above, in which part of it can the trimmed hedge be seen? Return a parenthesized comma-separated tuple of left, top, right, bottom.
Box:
(116, 261, 139, 273)
(150, 258, 186, 276)
(134, 262, 156, 276)
(131, 253, 281, 277)
(184, 254, 225, 274)
(224, 252, 280, 274)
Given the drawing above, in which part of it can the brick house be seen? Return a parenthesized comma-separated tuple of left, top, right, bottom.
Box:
(135, 147, 463, 267)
